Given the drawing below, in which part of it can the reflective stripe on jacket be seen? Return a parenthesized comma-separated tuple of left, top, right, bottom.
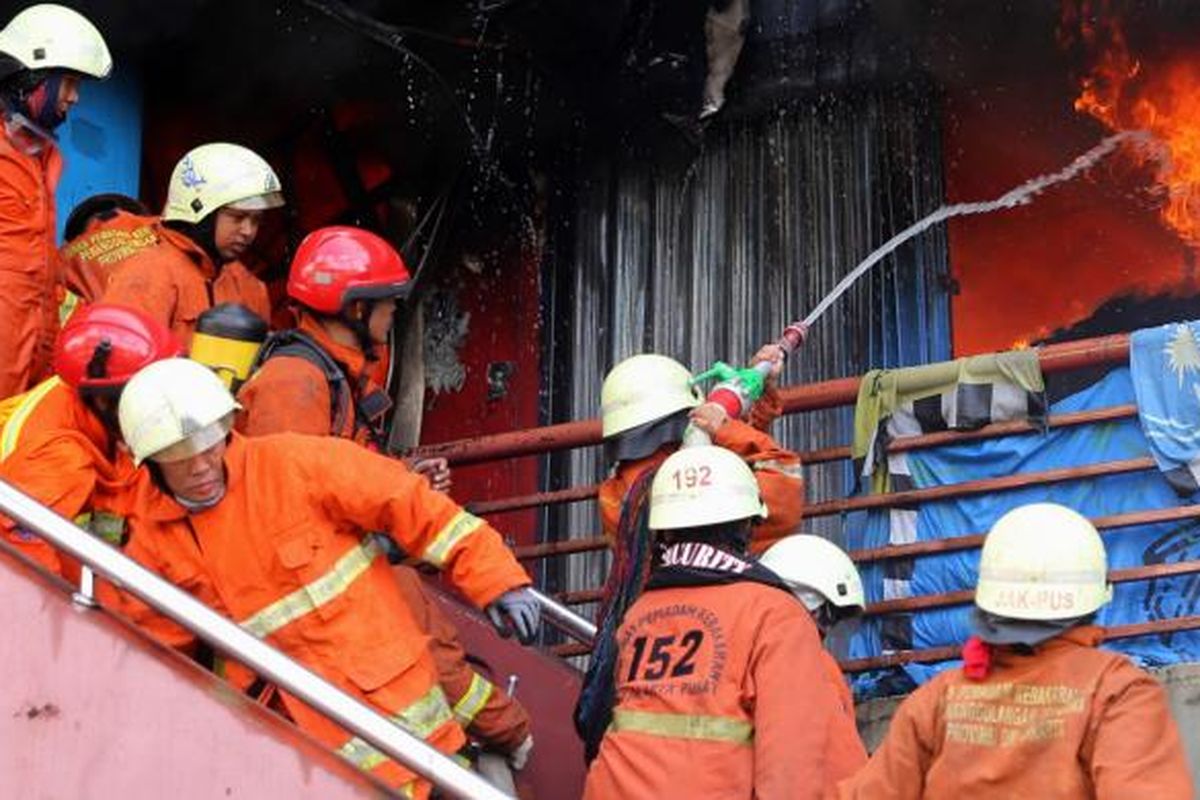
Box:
(393, 566, 532, 754)
(583, 582, 865, 799)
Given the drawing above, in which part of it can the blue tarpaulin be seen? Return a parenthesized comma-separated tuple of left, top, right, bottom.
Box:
(847, 366, 1200, 699)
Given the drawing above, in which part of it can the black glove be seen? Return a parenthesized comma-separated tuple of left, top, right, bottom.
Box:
(486, 587, 541, 645)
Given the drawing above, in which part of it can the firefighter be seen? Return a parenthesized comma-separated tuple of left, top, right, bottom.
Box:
(598, 349, 803, 554)
(758, 534, 868, 765)
(583, 445, 866, 800)
(0, 303, 182, 580)
(59, 193, 153, 313)
(837, 503, 1192, 799)
(112, 357, 542, 798)
(101, 143, 282, 347)
(234, 226, 528, 774)
(235, 224, 447, 490)
(0, 4, 111, 398)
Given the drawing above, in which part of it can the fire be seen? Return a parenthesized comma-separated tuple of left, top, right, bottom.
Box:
(1067, 2, 1200, 245)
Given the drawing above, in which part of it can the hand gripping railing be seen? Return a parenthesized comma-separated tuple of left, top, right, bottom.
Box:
(0, 478, 511, 800)
(529, 587, 597, 645)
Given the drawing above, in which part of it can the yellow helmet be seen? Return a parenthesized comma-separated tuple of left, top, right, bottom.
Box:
(0, 4, 111, 78)
(601, 354, 701, 438)
(162, 143, 284, 224)
(759, 534, 865, 612)
(118, 358, 240, 465)
(649, 445, 766, 530)
(975, 503, 1111, 621)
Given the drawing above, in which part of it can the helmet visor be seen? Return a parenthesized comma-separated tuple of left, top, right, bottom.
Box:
(148, 413, 234, 464)
(225, 191, 285, 212)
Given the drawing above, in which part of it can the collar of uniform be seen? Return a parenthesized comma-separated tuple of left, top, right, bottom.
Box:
(1037, 624, 1104, 650)
(613, 445, 672, 483)
(995, 624, 1103, 659)
(142, 432, 248, 522)
(154, 220, 217, 280)
(297, 311, 371, 385)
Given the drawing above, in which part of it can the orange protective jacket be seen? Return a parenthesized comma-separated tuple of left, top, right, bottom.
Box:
(60, 209, 159, 306)
(0, 128, 64, 399)
(393, 566, 533, 753)
(0, 378, 138, 582)
(100, 219, 270, 349)
(836, 627, 1193, 800)
(107, 433, 531, 796)
(236, 313, 389, 446)
(237, 319, 532, 754)
(583, 581, 866, 799)
(599, 410, 805, 554)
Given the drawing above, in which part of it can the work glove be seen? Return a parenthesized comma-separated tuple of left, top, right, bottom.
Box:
(486, 587, 541, 645)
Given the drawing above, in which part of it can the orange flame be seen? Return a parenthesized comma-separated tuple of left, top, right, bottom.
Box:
(1068, 3, 1200, 245)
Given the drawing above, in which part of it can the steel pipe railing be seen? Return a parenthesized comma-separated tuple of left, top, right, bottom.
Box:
(486, 404, 1140, 545)
(862, 558, 1200, 617)
(847, 503, 1200, 563)
(412, 334, 1134, 467)
(840, 614, 1200, 673)
(801, 457, 1156, 520)
(528, 587, 597, 644)
(0, 479, 511, 800)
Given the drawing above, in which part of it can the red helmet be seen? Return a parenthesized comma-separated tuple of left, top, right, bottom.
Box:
(286, 226, 411, 315)
(53, 304, 184, 390)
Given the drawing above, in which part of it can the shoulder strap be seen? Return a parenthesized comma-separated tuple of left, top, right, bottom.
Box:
(254, 330, 352, 436)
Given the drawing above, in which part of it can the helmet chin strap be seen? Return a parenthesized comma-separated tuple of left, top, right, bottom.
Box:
(174, 486, 226, 512)
(340, 301, 379, 361)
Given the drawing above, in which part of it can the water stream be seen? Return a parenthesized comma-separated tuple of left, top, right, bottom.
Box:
(802, 130, 1152, 328)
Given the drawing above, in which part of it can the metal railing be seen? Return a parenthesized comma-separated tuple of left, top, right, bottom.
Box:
(0, 479, 512, 800)
(413, 331, 1200, 671)
(529, 587, 596, 644)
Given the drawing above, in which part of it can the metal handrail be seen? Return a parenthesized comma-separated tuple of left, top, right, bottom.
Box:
(529, 587, 596, 644)
(0, 479, 511, 800)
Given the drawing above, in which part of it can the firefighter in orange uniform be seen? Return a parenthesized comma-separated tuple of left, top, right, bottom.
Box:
(101, 143, 281, 348)
(113, 358, 542, 798)
(235, 225, 445, 480)
(598, 350, 803, 554)
(0, 5, 111, 398)
(583, 445, 866, 800)
(0, 303, 182, 580)
(59, 193, 154, 313)
(759, 534, 869, 767)
(233, 226, 530, 772)
(837, 503, 1192, 800)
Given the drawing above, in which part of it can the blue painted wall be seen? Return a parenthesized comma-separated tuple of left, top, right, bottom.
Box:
(54, 70, 142, 244)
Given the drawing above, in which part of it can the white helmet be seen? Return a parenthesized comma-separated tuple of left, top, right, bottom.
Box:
(975, 503, 1112, 621)
(0, 4, 111, 78)
(759, 535, 865, 612)
(118, 358, 240, 465)
(162, 143, 285, 224)
(601, 354, 702, 438)
(649, 445, 766, 530)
